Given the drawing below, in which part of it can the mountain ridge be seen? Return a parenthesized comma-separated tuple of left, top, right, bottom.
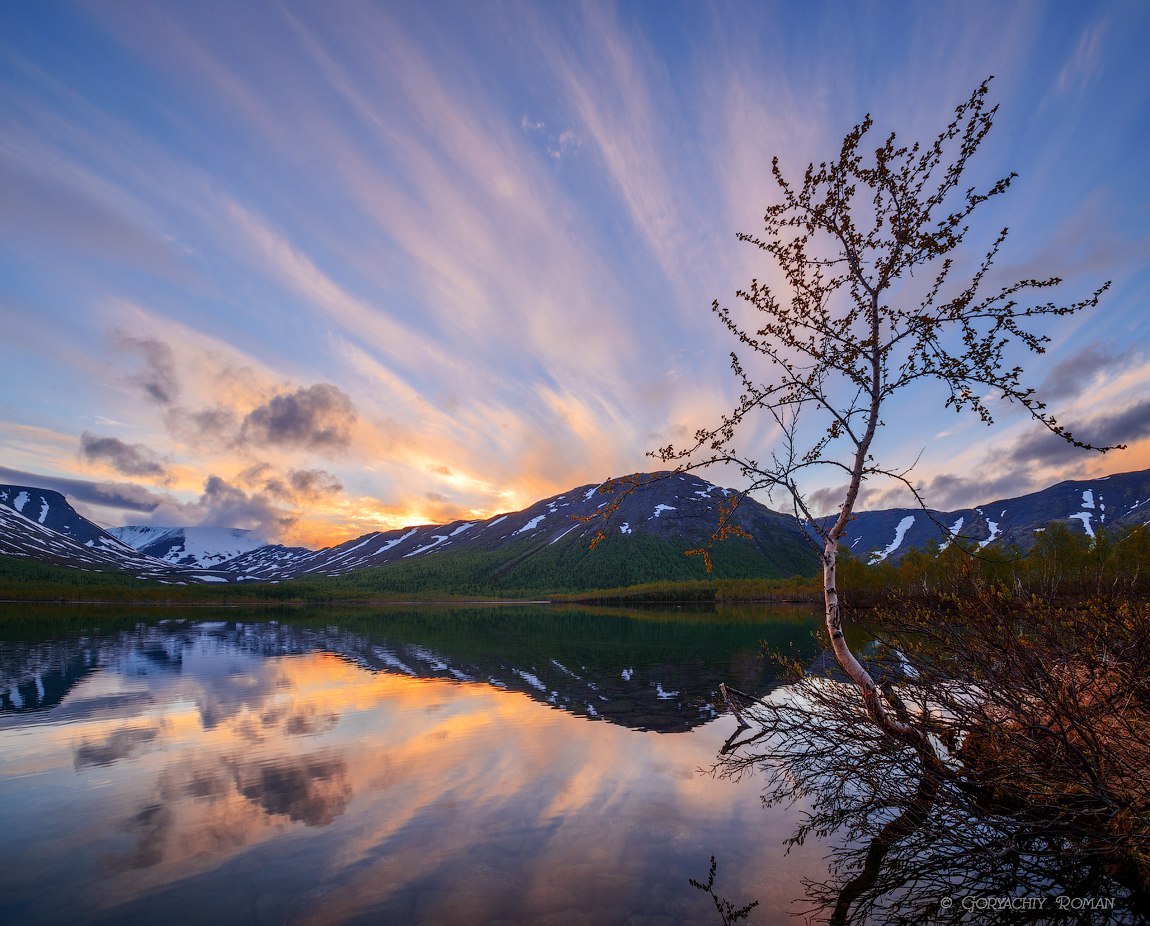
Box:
(4, 468, 1150, 590)
(0, 472, 815, 589)
(108, 525, 269, 568)
(831, 469, 1150, 564)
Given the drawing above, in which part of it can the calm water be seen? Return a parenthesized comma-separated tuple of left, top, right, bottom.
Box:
(0, 603, 829, 925)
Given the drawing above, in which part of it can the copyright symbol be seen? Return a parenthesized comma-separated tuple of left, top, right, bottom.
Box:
(941, 897, 953, 909)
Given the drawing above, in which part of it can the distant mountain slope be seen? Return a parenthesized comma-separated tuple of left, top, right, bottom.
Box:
(5, 468, 1150, 589)
(223, 472, 817, 588)
(109, 526, 268, 568)
(0, 486, 136, 554)
(829, 469, 1150, 563)
(0, 484, 237, 583)
(0, 473, 816, 589)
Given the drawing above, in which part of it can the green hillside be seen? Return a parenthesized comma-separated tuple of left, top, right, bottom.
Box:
(0, 527, 817, 602)
(312, 529, 817, 596)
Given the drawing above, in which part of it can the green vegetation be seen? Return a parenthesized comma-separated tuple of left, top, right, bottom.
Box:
(835, 522, 1150, 605)
(0, 529, 816, 603)
(0, 554, 161, 596)
(5, 521, 1149, 607)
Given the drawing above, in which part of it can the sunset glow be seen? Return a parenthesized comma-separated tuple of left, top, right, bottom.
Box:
(2, 2, 1148, 545)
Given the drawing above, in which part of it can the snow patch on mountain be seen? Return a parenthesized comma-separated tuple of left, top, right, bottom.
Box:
(869, 515, 915, 564)
(377, 528, 417, 553)
(548, 524, 578, 545)
(977, 520, 1001, 550)
(514, 669, 547, 691)
(404, 535, 449, 557)
(514, 514, 546, 535)
(1069, 512, 1095, 539)
(939, 517, 964, 553)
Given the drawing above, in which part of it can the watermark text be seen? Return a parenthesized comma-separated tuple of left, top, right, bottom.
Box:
(939, 895, 1116, 913)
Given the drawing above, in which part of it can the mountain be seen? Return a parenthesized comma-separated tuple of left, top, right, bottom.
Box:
(220, 472, 815, 589)
(831, 469, 1150, 564)
(109, 526, 268, 568)
(0, 485, 235, 583)
(5, 468, 1150, 591)
(0, 473, 816, 590)
(0, 486, 136, 554)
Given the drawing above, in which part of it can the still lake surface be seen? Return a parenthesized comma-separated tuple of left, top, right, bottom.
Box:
(0, 602, 830, 925)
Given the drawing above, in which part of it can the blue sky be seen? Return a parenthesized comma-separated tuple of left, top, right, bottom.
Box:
(1, 1, 1148, 544)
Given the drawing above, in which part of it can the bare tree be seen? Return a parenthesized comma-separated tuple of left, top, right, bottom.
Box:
(649, 77, 1116, 760)
(710, 589, 1150, 923)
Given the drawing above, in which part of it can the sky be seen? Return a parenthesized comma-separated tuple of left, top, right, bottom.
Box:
(1, 1, 1149, 548)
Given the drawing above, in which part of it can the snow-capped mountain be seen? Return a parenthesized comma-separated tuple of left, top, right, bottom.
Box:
(827, 469, 1150, 563)
(109, 526, 268, 568)
(0, 473, 814, 587)
(0, 484, 237, 583)
(220, 472, 812, 584)
(5, 468, 1150, 587)
(0, 486, 136, 555)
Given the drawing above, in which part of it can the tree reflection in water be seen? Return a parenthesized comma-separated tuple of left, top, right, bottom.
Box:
(709, 591, 1150, 925)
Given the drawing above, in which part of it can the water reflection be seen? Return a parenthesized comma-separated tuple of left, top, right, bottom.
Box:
(713, 649, 1148, 925)
(1, 604, 820, 733)
(0, 604, 827, 925)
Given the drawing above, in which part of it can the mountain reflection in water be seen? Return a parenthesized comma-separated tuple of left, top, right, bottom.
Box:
(0, 604, 826, 925)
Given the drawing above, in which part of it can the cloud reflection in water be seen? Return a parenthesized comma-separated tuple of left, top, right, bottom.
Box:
(0, 617, 825, 925)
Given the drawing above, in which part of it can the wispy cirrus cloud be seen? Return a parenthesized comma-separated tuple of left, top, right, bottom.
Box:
(0, 152, 187, 279)
(2, 1, 1147, 545)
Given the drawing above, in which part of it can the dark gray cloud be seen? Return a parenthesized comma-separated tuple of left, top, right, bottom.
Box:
(1038, 343, 1138, 404)
(879, 399, 1150, 516)
(198, 475, 294, 532)
(111, 331, 180, 405)
(806, 482, 888, 517)
(914, 470, 1039, 512)
(79, 431, 169, 480)
(286, 468, 342, 500)
(143, 475, 297, 539)
(806, 468, 1043, 516)
(0, 467, 163, 513)
(163, 405, 240, 446)
(235, 464, 342, 503)
(1007, 399, 1150, 467)
(239, 384, 356, 451)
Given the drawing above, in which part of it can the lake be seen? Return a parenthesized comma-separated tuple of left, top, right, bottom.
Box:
(0, 602, 830, 925)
